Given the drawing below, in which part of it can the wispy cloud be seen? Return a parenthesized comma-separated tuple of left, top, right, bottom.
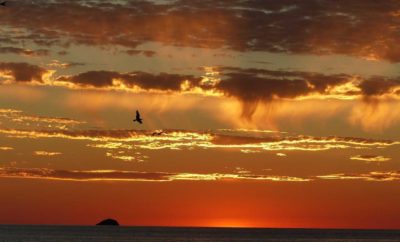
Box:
(0, 128, 397, 152)
(46, 60, 85, 69)
(0, 108, 85, 129)
(0, 146, 13, 151)
(350, 155, 391, 163)
(317, 171, 400, 181)
(2, 167, 399, 182)
(34, 151, 62, 156)
(0, 167, 309, 182)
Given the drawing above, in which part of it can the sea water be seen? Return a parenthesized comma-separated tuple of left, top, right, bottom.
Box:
(0, 225, 399, 241)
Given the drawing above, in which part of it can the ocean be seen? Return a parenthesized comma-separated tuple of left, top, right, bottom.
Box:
(0, 225, 399, 241)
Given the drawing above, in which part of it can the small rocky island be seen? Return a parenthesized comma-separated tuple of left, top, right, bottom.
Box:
(96, 218, 119, 226)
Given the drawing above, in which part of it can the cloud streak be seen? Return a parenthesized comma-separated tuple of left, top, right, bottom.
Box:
(0, 167, 309, 182)
(34, 151, 62, 156)
(0, 128, 397, 152)
(317, 171, 400, 181)
(1, 167, 399, 182)
(0, 108, 85, 130)
(350, 155, 391, 163)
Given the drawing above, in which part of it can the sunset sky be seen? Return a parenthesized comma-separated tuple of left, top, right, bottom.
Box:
(0, 0, 400, 229)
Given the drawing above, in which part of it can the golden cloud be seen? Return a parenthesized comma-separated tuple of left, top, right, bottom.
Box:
(317, 171, 400, 181)
(0, 167, 310, 182)
(350, 155, 391, 163)
(0, 128, 398, 153)
(34, 151, 62, 156)
(0, 108, 85, 130)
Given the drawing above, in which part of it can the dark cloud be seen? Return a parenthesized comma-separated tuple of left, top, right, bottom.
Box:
(57, 50, 68, 56)
(217, 68, 349, 101)
(2, 62, 400, 119)
(0, 62, 47, 82)
(358, 77, 400, 96)
(0, 0, 399, 61)
(125, 50, 157, 57)
(55, 67, 400, 102)
(57, 70, 201, 91)
(0, 47, 49, 56)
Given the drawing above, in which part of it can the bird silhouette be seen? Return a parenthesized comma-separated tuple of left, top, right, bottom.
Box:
(0, 1, 7, 6)
(133, 110, 143, 124)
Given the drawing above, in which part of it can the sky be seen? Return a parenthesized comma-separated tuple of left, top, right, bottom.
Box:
(0, 0, 400, 229)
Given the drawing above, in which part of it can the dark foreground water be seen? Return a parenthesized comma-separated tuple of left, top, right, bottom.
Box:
(0, 225, 399, 242)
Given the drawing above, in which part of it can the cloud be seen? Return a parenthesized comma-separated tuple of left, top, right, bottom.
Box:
(348, 99, 400, 132)
(0, 62, 48, 83)
(317, 171, 400, 181)
(0, 146, 13, 151)
(2, 167, 399, 182)
(1, 62, 400, 130)
(0, 0, 399, 62)
(56, 70, 201, 92)
(0, 128, 397, 152)
(0, 47, 49, 56)
(125, 50, 157, 57)
(105, 151, 148, 163)
(4, 62, 399, 103)
(0, 108, 85, 130)
(34, 151, 62, 156)
(0, 168, 171, 182)
(46, 60, 85, 69)
(2, 62, 399, 108)
(350, 155, 391, 163)
(0, 167, 309, 182)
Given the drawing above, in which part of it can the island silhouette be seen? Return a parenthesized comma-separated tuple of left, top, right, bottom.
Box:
(96, 218, 119, 226)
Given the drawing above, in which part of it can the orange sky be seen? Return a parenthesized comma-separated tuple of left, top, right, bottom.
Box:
(0, 0, 400, 229)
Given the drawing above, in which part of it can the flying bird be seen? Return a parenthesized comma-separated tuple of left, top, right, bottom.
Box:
(133, 110, 143, 124)
(0, 1, 7, 6)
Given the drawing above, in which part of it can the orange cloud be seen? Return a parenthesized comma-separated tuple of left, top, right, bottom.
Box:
(349, 99, 400, 132)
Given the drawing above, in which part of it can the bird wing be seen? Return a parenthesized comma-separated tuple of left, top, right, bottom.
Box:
(136, 110, 140, 118)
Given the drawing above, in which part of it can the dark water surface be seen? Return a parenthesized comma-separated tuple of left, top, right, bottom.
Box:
(0, 225, 399, 241)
